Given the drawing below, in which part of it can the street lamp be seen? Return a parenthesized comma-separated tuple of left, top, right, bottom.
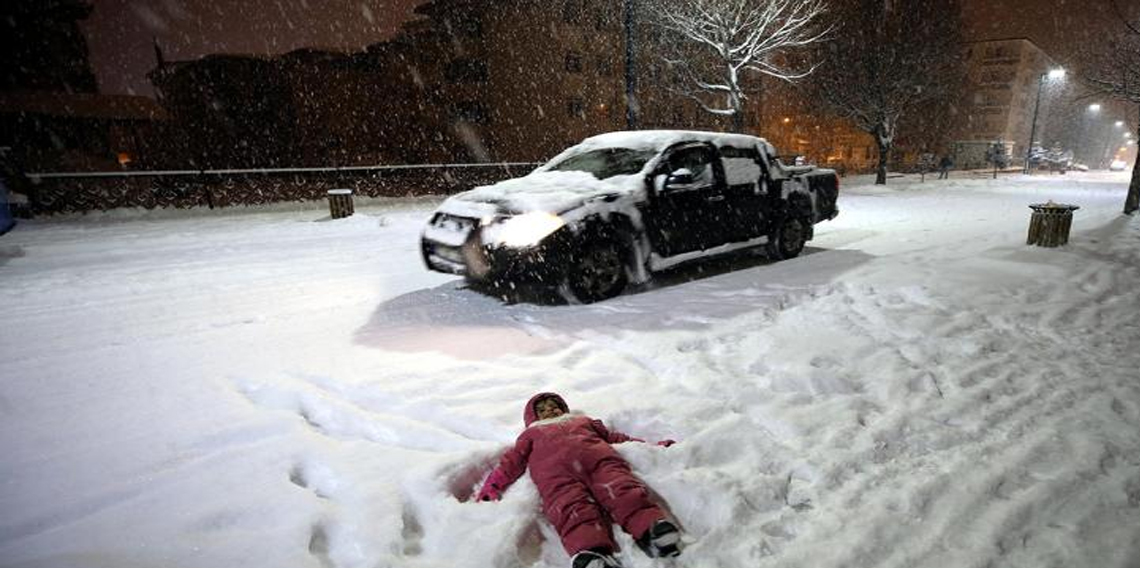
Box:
(1024, 68, 1066, 174)
(1115, 121, 1125, 128)
(1080, 103, 1102, 165)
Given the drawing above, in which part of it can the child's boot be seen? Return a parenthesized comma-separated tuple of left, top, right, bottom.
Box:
(635, 519, 682, 558)
(571, 548, 624, 568)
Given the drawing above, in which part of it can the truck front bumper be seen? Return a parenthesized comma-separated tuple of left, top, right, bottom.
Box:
(421, 230, 572, 285)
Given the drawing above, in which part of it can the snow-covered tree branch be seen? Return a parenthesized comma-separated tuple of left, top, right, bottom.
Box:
(653, 0, 830, 132)
(1085, 1, 1140, 214)
(803, 0, 966, 185)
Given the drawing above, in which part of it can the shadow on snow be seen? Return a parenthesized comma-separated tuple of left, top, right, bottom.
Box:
(353, 246, 874, 359)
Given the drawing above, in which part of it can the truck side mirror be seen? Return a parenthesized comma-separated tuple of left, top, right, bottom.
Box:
(664, 168, 694, 190)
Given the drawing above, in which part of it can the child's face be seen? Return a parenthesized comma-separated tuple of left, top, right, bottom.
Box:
(535, 398, 564, 420)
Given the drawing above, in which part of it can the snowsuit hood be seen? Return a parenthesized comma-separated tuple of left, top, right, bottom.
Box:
(524, 392, 569, 426)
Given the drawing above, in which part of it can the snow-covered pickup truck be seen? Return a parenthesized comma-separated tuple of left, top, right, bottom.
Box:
(421, 130, 839, 303)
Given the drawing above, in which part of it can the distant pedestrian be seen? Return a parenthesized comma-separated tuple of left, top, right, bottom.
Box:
(938, 155, 954, 179)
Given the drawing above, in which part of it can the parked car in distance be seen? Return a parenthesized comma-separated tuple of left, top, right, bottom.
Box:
(1110, 159, 1128, 172)
(421, 130, 840, 303)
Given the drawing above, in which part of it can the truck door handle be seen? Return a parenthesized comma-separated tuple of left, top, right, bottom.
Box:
(707, 195, 725, 202)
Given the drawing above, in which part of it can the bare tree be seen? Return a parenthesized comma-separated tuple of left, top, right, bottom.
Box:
(653, 0, 830, 132)
(804, 0, 966, 184)
(1086, 1, 1140, 214)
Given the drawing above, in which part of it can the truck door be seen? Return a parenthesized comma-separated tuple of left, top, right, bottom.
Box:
(644, 143, 731, 257)
(718, 145, 770, 242)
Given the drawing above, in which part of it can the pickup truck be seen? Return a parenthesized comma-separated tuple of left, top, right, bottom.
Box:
(421, 130, 839, 303)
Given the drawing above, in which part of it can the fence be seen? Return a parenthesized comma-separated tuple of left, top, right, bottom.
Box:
(21, 162, 543, 215)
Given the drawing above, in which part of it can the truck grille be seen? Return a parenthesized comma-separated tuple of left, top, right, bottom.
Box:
(432, 213, 479, 233)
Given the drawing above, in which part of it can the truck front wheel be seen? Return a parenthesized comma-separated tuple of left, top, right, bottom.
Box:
(766, 217, 807, 260)
(561, 238, 629, 303)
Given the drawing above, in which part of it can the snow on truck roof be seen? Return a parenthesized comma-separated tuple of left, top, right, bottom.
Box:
(570, 130, 778, 155)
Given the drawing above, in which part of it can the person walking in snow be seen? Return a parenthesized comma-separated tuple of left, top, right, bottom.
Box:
(476, 392, 680, 568)
(938, 154, 954, 179)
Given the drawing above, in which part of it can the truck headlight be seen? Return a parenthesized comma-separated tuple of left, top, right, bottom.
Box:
(485, 212, 566, 248)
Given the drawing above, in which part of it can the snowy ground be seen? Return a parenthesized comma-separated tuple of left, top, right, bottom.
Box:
(2, 171, 1139, 568)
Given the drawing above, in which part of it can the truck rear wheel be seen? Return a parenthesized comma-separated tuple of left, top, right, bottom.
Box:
(766, 217, 807, 260)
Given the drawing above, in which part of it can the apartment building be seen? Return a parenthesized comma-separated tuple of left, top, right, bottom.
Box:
(953, 38, 1059, 168)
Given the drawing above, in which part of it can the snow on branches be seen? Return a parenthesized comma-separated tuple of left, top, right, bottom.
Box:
(652, 0, 830, 131)
(1084, 1, 1140, 213)
(804, 0, 966, 184)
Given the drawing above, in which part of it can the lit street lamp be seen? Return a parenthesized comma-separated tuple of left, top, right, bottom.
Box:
(1080, 103, 1102, 165)
(1024, 68, 1066, 174)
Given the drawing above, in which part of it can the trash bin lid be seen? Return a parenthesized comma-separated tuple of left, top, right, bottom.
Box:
(1028, 200, 1079, 211)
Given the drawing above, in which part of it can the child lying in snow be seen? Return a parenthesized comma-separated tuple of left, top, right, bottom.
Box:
(476, 392, 680, 568)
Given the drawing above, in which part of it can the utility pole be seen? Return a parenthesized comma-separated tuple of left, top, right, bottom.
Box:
(1024, 69, 1065, 174)
(1024, 74, 1046, 175)
(624, 0, 638, 130)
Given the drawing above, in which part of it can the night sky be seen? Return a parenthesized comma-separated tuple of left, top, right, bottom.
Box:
(82, 0, 1140, 98)
(82, 0, 428, 96)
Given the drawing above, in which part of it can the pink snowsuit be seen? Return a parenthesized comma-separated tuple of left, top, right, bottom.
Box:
(479, 392, 666, 555)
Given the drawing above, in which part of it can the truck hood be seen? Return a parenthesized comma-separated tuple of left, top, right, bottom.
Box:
(438, 170, 642, 218)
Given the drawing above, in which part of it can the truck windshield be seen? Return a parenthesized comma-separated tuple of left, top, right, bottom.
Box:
(546, 148, 657, 179)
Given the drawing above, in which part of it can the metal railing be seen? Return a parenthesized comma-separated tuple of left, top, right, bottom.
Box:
(21, 161, 544, 215)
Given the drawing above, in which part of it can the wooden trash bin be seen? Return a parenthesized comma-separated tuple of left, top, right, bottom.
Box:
(1026, 201, 1079, 247)
(327, 189, 354, 219)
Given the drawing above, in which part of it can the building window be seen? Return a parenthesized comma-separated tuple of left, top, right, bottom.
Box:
(452, 18, 482, 38)
(444, 59, 488, 83)
(596, 56, 614, 77)
(594, 5, 617, 31)
(565, 52, 583, 73)
(455, 101, 491, 124)
(562, 1, 582, 24)
(567, 98, 585, 119)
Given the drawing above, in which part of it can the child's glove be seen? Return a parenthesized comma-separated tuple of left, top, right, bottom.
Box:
(656, 439, 677, 447)
(476, 485, 502, 502)
(476, 469, 510, 502)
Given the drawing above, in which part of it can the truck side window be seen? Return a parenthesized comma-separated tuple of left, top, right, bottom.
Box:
(666, 146, 715, 186)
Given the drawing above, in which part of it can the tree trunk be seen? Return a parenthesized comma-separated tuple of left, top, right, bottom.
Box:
(728, 87, 745, 133)
(1126, 153, 1140, 215)
(1126, 107, 1140, 215)
(875, 138, 890, 185)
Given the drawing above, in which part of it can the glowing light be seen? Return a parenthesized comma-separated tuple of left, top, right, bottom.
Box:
(1088, 104, 1101, 112)
(485, 212, 566, 248)
(1047, 68, 1065, 79)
